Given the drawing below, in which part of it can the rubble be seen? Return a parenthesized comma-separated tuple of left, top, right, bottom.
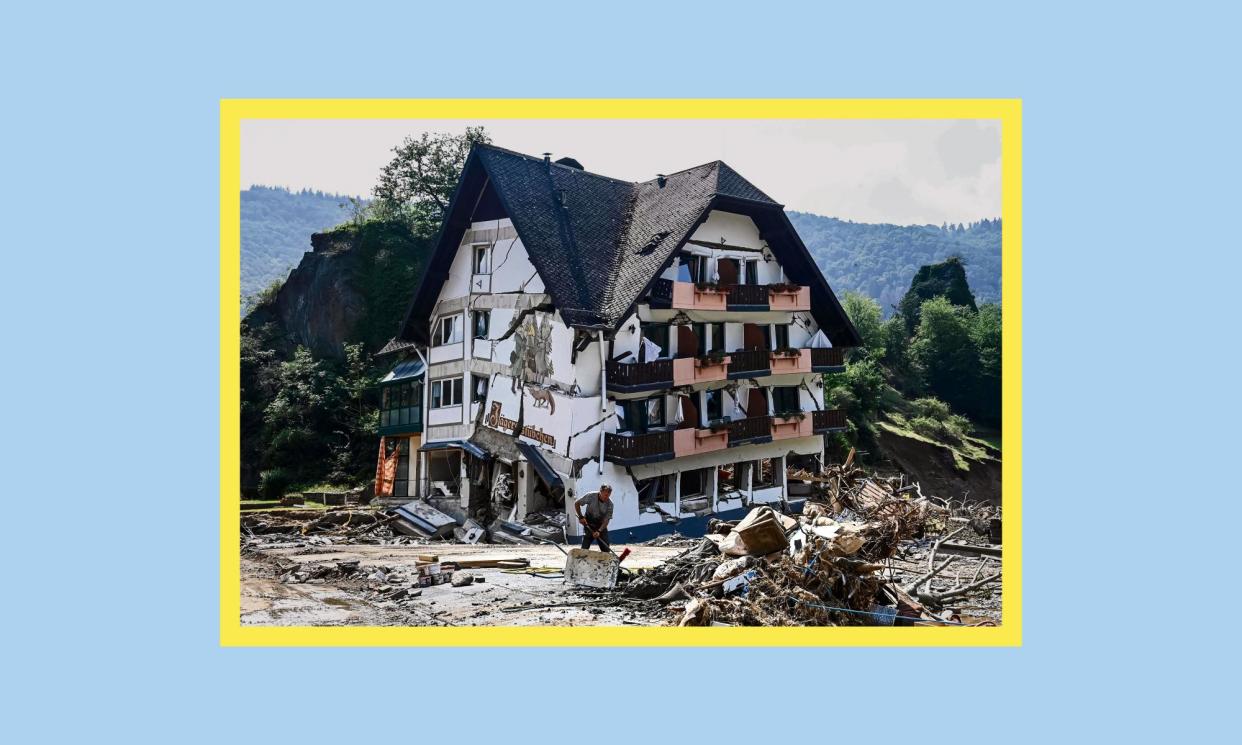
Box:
(625, 453, 1002, 626)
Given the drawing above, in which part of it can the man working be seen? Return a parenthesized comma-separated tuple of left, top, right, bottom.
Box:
(573, 484, 614, 551)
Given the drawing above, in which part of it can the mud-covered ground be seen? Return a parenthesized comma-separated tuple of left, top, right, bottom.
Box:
(239, 507, 1002, 627)
(241, 541, 686, 627)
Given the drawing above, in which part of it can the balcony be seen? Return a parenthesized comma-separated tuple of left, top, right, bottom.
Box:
(727, 349, 771, 378)
(606, 358, 673, 393)
(674, 426, 729, 457)
(672, 354, 730, 386)
(604, 430, 674, 466)
(649, 280, 810, 314)
(810, 347, 846, 372)
(725, 283, 769, 310)
(649, 278, 727, 311)
(771, 413, 814, 440)
(812, 408, 848, 434)
(727, 415, 773, 447)
(770, 348, 812, 375)
(768, 284, 811, 311)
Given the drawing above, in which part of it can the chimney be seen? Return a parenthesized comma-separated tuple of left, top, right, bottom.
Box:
(543, 152, 552, 163)
(657, 174, 667, 187)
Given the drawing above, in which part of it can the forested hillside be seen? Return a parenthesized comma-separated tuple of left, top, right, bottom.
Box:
(241, 186, 359, 300)
(787, 212, 1001, 313)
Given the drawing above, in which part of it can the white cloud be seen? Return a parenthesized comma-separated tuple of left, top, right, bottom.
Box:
(241, 118, 1000, 225)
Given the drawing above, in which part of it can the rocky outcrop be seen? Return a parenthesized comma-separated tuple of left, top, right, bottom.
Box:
(244, 220, 429, 359)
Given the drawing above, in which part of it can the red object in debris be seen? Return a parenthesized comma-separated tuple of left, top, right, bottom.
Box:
(617, 548, 631, 563)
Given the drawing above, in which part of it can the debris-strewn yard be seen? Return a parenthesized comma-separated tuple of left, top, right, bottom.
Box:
(241, 457, 1001, 627)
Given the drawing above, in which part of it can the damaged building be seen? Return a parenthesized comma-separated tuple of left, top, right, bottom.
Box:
(374, 144, 861, 541)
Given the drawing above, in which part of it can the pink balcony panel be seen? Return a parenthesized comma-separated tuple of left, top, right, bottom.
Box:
(768, 285, 811, 311)
(671, 281, 728, 311)
(674, 427, 729, 456)
(672, 355, 731, 386)
(769, 348, 812, 374)
(771, 414, 813, 440)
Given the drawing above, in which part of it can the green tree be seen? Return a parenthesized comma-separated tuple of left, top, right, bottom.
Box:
(910, 297, 980, 417)
(970, 303, 1002, 425)
(372, 127, 491, 236)
(840, 291, 885, 357)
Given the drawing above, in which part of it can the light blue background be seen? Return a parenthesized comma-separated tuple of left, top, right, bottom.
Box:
(2, 1, 1234, 741)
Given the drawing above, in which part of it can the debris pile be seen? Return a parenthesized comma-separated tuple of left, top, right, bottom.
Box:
(626, 456, 1000, 627)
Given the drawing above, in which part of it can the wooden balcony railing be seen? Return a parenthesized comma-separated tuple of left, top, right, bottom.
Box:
(727, 349, 771, 377)
(812, 408, 848, 433)
(649, 278, 674, 305)
(727, 415, 773, 446)
(606, 358, 673, 392)
(604, 430, 675, 465)
(811, 347, 845, 370)
(725, 283, 770, 309)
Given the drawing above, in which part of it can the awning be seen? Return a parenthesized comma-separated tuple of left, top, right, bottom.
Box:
(516, 441, 565, 499)
(419, 439, 487, 459)
(381, 358, 425, 384)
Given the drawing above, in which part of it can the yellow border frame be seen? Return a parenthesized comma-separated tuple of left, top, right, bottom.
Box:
(221, 99, 1022, 647)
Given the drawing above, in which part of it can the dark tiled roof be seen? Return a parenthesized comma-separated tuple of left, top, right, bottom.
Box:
(376, 337, 419, 357)
(399, 144, 861, 347)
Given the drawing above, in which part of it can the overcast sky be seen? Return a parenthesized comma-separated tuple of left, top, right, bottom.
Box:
(241, 119, 1000, 226)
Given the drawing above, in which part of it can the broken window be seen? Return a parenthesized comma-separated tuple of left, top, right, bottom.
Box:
(640, 322, 669, 360)
(744, 259, 759, 285)
(618, 396, 665, 433)
(717, 462, 740, 494)
(427, 450, 462, 494)
(636, 475, 671, 506)
(753, 457, 779, 489)
(703, 388, 723, 424)
(680, 467, 709, 498)
(471, 374, 489, 403)
(472, 310, 490, 339)
(678, 254, 707, 283)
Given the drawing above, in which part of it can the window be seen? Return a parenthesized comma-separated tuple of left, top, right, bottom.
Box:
(677, 254, 707, 283)
(618, 395, 664, 433)
(380, 380, 423, 430)
(472, 310, 490, 340)
(774, 324, 790, 349)
(744, 259, 759, 285)
(472, 374, 489, 403)
(639, 322, 669, 361)
(703, 389, 723, 424)
(753, 457, 778, 488)
(717, 463, 739, 493)
(772, 386, 800, 415)
(637, 475, 671, 506)
(680, 468, 708, 497)
(431, 377, 463, 408)
(473, 245, 491, 274)
(433, 315, 463, 346)
(691, 322, 724, 357)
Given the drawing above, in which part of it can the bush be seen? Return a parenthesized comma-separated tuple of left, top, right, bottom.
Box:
(259, 468, 293, 499)
(910, 396, 952, 420)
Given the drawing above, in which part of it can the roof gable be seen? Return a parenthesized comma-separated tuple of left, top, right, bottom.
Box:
(398, 145, 859, 346)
